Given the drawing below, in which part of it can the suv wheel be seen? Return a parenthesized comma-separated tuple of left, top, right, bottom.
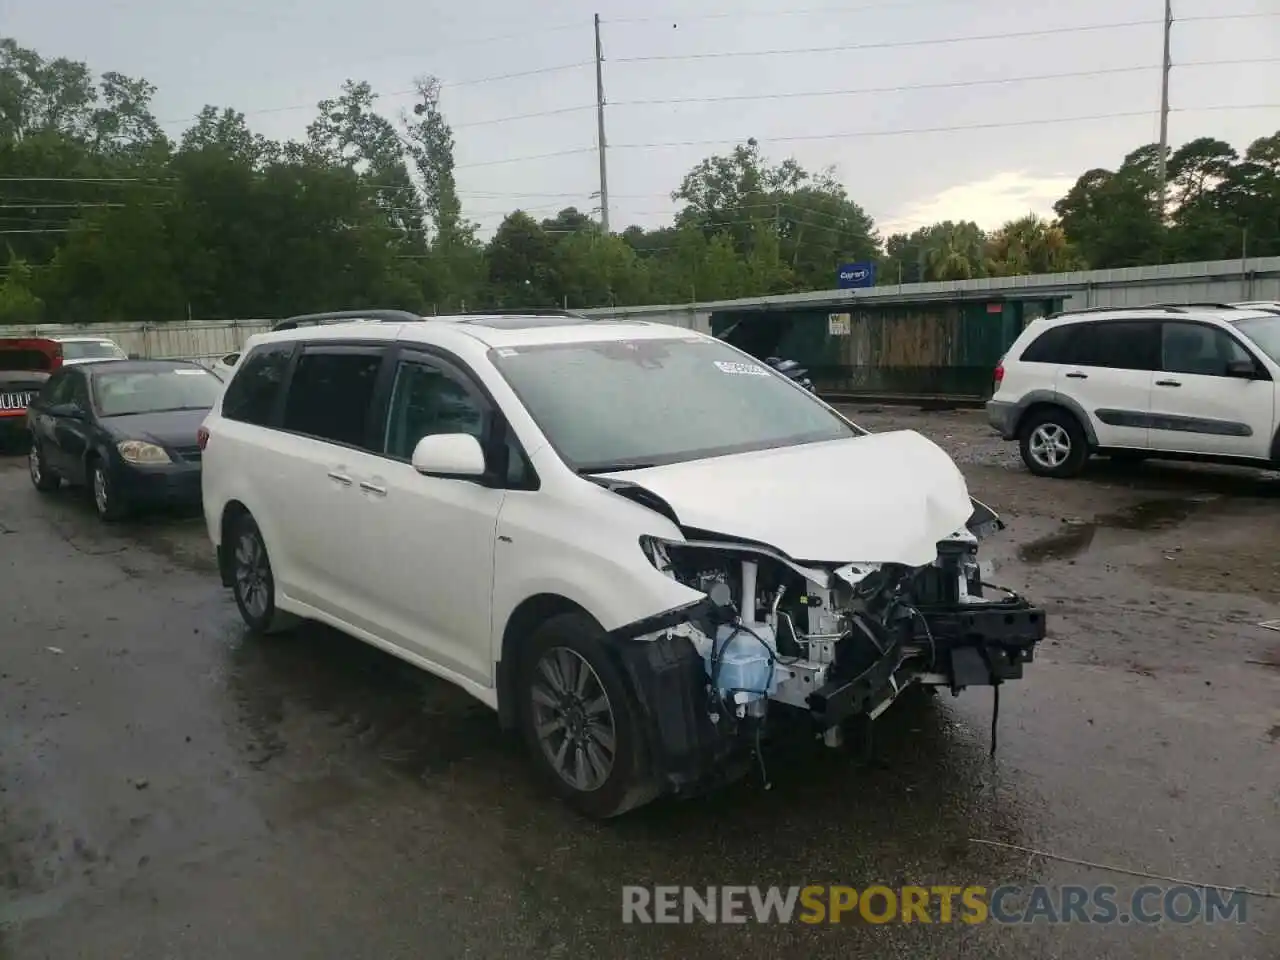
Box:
(29, 441, 60, 492)
(228, 513, 295, 634)
(1020, 408, 1088, 478)
(517, 613, 658, 819)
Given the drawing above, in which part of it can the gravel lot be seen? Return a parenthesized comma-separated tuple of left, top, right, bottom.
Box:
(1, 408, 1277, 959)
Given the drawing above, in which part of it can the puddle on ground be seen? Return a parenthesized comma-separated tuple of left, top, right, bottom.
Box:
(1017, 495, 1217, 564)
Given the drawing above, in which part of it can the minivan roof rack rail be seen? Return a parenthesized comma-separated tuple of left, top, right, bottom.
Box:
(271, 309, 423, 331)
(441, 308, 593, 320)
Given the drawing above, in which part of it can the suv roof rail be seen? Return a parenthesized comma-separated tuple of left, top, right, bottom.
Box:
(271, 309, 423, 332)
(1045, 303, 1197, 320)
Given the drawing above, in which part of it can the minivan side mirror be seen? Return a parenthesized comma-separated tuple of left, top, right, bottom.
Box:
(411, 433, 486, 478)
(1225, 359, 1260, 379)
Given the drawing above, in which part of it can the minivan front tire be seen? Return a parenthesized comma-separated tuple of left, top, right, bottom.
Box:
(517, 612, 658, 819)
(1019, 408, 1088, 478)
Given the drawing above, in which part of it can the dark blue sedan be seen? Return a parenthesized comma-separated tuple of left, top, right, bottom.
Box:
(26, 359, 223, 520)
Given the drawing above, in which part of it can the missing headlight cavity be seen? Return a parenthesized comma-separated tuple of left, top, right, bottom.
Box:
(615, 529, 1045, 795)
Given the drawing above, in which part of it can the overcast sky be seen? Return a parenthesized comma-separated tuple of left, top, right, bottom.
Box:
(4, 0, 1277, 239)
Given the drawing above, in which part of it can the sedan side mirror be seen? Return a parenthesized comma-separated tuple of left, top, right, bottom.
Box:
(1225, 359, 1260, 379)
(49, 402, 85, 420)
(411, 433, 486, 478)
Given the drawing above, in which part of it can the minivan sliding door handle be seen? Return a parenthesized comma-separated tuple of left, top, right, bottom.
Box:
(1155, 379, 1181, 388)
(1064, 371, 1088, 379)
(327, 471, 353, 485)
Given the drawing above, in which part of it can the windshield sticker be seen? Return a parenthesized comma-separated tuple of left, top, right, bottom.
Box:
(496, 348, 518, 357)
(713, 360, 770, 376)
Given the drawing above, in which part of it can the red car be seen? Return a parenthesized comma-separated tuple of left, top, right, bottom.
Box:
(0, 338, 59, 450)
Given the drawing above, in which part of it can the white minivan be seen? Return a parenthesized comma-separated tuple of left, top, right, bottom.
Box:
(200, 310, 1045, 817)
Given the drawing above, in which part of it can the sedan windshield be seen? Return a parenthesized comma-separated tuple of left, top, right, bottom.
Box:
(1233, 315, 1280, 365)
(490, 337, 858, 470)
(92, 367, 224, 417)
(62, 340, 127, 361)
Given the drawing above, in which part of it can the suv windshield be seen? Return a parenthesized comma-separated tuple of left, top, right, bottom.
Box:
(92, 367, 224, 417)
(490, 337, 858, 471)
(1233, 315, 1280, 365)
(62, 340, 127, 361)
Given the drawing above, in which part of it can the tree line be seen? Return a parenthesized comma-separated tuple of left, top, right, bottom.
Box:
(1, 37, 1277, 324)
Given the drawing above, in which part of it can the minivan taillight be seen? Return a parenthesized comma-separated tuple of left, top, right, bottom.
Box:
(993, 362, 1005, 391)
(196, 426, 210, 451)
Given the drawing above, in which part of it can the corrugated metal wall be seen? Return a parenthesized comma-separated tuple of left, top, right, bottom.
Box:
(713, 299, 1058, 396)
(0, 320, 273, 367)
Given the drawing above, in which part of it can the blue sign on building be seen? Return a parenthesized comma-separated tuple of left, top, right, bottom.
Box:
(836, 262, 876, 289)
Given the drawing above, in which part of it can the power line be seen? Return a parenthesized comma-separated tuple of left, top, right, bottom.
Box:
(607, 15, 1277, 64)
(453, 147, 597, 170)
(155, 61, 594, 128)
(609, 104, 1280, 152)
(604, 0, 944, 25)
(0, 177, 173, 185)
(608, 58, 1279, 108)
(452, 104, 595, 130)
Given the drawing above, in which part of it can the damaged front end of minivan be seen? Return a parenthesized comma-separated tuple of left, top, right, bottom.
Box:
(602, 497, 1045, 797)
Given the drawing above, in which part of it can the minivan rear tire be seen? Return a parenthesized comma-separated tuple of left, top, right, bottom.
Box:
(228, 512, 296, 634)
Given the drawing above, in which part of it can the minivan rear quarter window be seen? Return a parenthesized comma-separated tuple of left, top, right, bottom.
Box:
(222, 344, 293, 426)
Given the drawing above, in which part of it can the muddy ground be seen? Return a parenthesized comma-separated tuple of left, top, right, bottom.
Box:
(1, 407, 1277, 959)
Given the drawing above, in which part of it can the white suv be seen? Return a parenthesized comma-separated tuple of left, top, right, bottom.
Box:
(200, 310, 1044, 817)
(988, 304, 1280, 478)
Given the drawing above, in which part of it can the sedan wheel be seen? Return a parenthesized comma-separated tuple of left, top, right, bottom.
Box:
(29, 442, 59, 492)
(90, 460, 125, 520)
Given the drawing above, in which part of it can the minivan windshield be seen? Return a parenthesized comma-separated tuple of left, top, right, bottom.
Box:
(490, 337, 859, 471)
(1233, 315, 1280, 365)
(92, 367, 224, 417)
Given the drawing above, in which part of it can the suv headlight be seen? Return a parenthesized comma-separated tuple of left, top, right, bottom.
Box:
(117, 440, 171, 464)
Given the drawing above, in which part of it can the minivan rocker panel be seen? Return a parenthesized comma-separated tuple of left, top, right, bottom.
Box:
(204, 315, 1045, 818)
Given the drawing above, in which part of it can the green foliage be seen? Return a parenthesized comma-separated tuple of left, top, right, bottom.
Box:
(0, 36, 1276, 324)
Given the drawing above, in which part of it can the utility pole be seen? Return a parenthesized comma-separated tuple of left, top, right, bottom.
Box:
(594, 13, 610, 234)
(1156, 0, 1173, 218)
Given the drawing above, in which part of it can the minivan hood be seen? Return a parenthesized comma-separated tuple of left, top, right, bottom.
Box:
(597, 430, 974, 566)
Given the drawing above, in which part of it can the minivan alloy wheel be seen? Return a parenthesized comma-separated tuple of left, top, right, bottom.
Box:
(530, 646, 617, 793)
(234, 531, 271, 620)
(1028, 422, 1072, 469)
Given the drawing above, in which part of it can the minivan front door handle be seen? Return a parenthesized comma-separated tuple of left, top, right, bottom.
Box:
(1155, 379, 1181, 388)
(359, 481, 387, 496)
(327, 471, 353, 486)
(1064, 371, 1088, 379)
